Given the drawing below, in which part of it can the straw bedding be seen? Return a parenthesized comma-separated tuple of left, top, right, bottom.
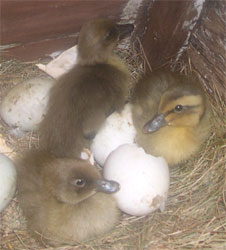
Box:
(0, 45, 225, 249)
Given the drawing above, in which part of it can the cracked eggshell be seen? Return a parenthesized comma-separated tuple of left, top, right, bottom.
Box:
(90, 104, 136, 166)
(0, 78, 55, 132)
(36, 45, 78, 78)
(103, 144, 169, 216)
(0, 154, 17, 212)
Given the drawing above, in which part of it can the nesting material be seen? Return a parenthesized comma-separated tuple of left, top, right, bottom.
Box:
(0, 135, 14, 156)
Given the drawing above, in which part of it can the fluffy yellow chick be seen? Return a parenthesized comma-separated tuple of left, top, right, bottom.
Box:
(16, 150, 120, 246)
(132, 70, 211, 165)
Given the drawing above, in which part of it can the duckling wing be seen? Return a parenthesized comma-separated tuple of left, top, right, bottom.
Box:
(78, 64, 128, 139)
(39, 63, 128, 157)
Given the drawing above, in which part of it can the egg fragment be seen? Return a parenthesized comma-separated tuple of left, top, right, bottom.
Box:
(0, 154, 17, 212)
(90, 104, 136, 166)
(0, 78, 55, 132)
(103, 144, 169, 216)
(36, 45, 78, 78)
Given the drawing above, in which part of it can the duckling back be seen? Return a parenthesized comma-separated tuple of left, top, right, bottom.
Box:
(16, 150, 120, 246)
(39, 19, 133, 158)
(132, 71, 211, 166)
(39, 62, 130, 157)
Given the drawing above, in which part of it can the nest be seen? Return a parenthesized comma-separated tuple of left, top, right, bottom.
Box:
(0, 43, 225, 250)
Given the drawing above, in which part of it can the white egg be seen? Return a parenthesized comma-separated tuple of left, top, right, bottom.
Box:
(0, 154, 17, 212)
(0, 78, 55, 132)
(103, 144, 169, 216)
(90, 104, 136, 166)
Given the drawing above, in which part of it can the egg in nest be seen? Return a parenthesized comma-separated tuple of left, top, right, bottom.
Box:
(0, 154, 17, 212)
(0, 78, 55, 132)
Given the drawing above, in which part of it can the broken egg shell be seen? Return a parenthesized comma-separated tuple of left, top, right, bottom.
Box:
(36, 45, 78, 78)
(103, 144, 169, 216)
(90, 104, 136, 166)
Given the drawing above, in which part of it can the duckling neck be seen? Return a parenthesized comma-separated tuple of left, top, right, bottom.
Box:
(77, 53, 128, 72)
(155, 127, 199, 165)
(107, 55, 129, 73)
(137, 126, 206, 166)
(43, 193, 118, 244)
(77, 52, 110, 65)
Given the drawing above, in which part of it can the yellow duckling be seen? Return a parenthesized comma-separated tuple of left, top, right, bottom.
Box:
(39, 18, 133, 157)
(16, 151, 120, 246)
(132, 70, 211, 166)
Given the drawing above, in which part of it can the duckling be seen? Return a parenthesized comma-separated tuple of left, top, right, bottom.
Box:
(16, 150, 120, 246)
(132, 70, 211, 166)
(39, 19, 134, 157)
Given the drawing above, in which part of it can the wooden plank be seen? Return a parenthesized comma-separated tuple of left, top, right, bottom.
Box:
(133, 0, 205, 70)
(188, 0, 226, 101)
(2, 36, 78, 61)
(1, 0, 127, 60)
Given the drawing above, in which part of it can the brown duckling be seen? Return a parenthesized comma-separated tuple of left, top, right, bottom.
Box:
(16, 150, 120, 246)
(39, 18, 134, 157)
(132, 70, 211, 166)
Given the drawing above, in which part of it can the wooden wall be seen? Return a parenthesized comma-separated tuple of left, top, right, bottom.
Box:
(133, 0, 205, 70)
(2, 0, 225, 99)
(1, 0, 127, 60)
(132, 0, 225, 100)
(188, 0, 226, 101)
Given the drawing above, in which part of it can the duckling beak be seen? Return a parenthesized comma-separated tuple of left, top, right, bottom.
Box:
(143, 113, 167, 133)
(116, 23, 134, 40)
(96, 179, 120, 194)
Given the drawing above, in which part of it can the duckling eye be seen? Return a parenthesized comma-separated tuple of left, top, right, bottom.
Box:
(72, 179, 86, 187)
(174, 104, 183, 112)
(104, 27, 117, 40)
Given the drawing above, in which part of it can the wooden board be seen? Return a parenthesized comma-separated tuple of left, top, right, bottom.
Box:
(1, 0, 127, 60)
(188, 0, 226, 101)
(133, 0, 205, 70)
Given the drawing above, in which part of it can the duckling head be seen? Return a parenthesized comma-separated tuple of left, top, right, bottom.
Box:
(143, 77, 207, 133)
(44, 157, 119, 205)
(78, 18, 134, 64)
